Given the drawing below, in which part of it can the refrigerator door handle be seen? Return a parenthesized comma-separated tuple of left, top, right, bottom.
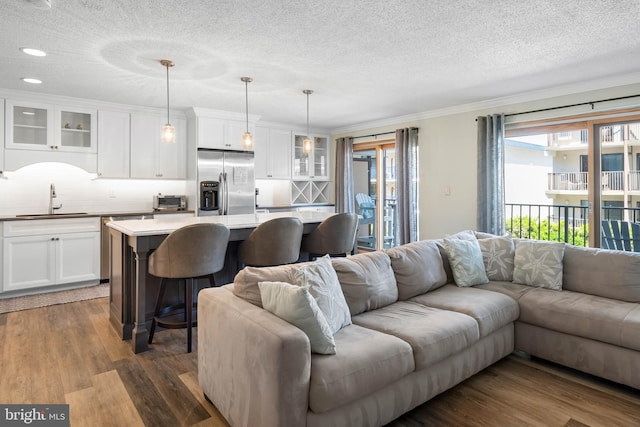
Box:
(224, 171, 229, 215)
(218, 173, 225, 215)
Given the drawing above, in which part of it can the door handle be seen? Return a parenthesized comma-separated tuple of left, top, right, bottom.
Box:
(224, 172, 229, 215)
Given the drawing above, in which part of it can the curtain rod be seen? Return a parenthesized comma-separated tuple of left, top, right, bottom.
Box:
(505, 94, 640, 117)
(352, 128, 419, 140)
(353, 131, 396, 140)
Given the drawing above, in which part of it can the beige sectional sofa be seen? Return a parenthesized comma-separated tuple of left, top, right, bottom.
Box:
(198, 232, 640, 427)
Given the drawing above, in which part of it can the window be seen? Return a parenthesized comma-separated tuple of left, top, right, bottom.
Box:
(579, 153, 623, 172)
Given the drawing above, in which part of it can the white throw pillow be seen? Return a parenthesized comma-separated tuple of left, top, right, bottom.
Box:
(512, 240, 565, 290)
(258, 281, 336, 354)
(292, 255, 352, 334)
(477, 234, 515, 281)
(443, 237, 489, 287)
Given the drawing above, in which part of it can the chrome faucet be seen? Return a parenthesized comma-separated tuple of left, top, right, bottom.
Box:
(49, 183, 62, 214)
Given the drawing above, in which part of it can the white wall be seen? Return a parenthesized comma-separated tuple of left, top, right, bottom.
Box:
(332, 82, 640, 240)
(0, 162, 187, 216)
(504, 143, 553, 206)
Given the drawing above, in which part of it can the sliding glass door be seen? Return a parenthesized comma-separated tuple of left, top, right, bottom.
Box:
(353, 141, 397, 250)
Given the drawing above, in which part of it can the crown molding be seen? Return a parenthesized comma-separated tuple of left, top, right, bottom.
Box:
(331, 72, 640, 135)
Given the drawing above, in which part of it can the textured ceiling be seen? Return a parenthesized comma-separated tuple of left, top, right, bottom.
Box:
(2, 0, 640, 131)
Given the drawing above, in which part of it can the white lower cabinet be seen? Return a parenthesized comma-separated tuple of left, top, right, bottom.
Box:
(2, 218, 100, 294)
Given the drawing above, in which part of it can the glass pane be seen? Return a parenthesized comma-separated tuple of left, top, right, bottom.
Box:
(599, 120, 640, 251)
(293, 135, 309, 177)
(504, 131, 589, 246)
(382, 147, 396, 248)
(61, 111, 92, 148)
(313, 137, 328, 177)
(354, 150, 376, 249)
(13, 105, 47, 146)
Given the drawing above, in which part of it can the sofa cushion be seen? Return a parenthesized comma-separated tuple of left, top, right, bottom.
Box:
(309, 324, 415, 413)
(563, 245, 640, 302)
(386, 240, 447, 300)
(474, 281, 536, 301)
(352, 301, 479, 370)
(232, 262, 313, 307)
(292, 255, 352, 334)
(512, 240, 565, 290)
(477, 235, 515, 281)
(443, 237, 489, 287)
(331, 251, 398, 316)
(410, 284, 519, 338)
(518, 287, 640, 351)
(259, 281, 336, 354)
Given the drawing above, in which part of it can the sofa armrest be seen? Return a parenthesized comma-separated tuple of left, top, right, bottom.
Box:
(198, 286, 311, 427)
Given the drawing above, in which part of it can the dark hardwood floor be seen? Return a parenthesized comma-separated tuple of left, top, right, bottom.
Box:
(1, 297, 638, 427)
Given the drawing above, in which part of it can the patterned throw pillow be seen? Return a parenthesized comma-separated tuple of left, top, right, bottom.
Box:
(259, 281, 336, 354)
(292, 255, 352, 334)
(477, 235, 515, 281)
(512, 240, 565, 290)
(443, 237, 489, 287)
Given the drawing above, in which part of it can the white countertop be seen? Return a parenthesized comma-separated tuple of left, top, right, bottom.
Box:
(105, 211, 334, 237)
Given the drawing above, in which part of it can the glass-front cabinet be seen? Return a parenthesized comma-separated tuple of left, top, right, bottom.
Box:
(6, 100, 97, 153)
(292, 134, 329, 180)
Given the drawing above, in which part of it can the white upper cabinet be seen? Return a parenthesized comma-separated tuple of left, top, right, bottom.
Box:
(197, 117, 255, 151)
(189, 108, 259, 151)
(130, 112, 186, 179)
(6, 100, 97, 153)
(0, 99, 4, 174)
(292, 134, 330, 180)
(255, 126, 292, 179)
(197, 117, 226, 149)
(97, 110, 130, 178)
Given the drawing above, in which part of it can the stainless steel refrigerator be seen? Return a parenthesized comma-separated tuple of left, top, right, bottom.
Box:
(197, 149, 255, 216)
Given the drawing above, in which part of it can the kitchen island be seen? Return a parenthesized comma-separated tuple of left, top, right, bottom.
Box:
(106, 211, 334, 353)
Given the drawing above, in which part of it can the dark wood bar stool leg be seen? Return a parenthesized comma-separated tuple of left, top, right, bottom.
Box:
(186, 277, 194, 353)
(148, 278, 168, 345)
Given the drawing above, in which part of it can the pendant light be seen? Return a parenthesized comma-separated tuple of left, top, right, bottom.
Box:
(303, 89, 313, 154)
(241, 77, 254, 149)
(160, 59, 176, 144)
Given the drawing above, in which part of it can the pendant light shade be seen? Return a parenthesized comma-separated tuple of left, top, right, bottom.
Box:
(160, 59, 176, 144)
(241, 76, 254, 149)
(303, 89, 313, 154)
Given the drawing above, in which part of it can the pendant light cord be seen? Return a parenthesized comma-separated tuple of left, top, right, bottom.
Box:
(165, 63, 171, 124)
(245, 79, 249, 132)
(306, 92, 310, 137)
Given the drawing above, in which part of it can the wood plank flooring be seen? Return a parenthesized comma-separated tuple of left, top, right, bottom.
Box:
(1, 297, 638, 427)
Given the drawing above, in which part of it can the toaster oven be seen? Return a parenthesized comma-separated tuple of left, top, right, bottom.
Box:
(153, 194, 187, 211)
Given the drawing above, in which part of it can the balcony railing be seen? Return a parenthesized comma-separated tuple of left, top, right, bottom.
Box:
(505, 203, 589, 246)
(505, 203, 640, 247)
(547, 171, 627, 192)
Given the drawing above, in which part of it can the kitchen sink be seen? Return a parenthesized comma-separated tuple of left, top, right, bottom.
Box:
(15, 212, 89, 219)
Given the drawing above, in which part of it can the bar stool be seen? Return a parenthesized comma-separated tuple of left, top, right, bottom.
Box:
(148, 223, 230, 353)
(301, 212, 358, 260)
(238, 217, 304, 267)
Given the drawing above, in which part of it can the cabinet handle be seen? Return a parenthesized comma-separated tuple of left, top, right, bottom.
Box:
(156, 174, 163, 177)
(51, 237, 59, 241)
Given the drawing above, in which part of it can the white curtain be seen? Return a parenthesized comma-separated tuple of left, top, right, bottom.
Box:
(335, 137, 355, 213)
(395, 128, 419, 244)
(477, 114, 505, 234)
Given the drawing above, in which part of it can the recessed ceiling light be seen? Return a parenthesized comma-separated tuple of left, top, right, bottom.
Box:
(20, 47, 47, 57)
(21, 77, 42, 84)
